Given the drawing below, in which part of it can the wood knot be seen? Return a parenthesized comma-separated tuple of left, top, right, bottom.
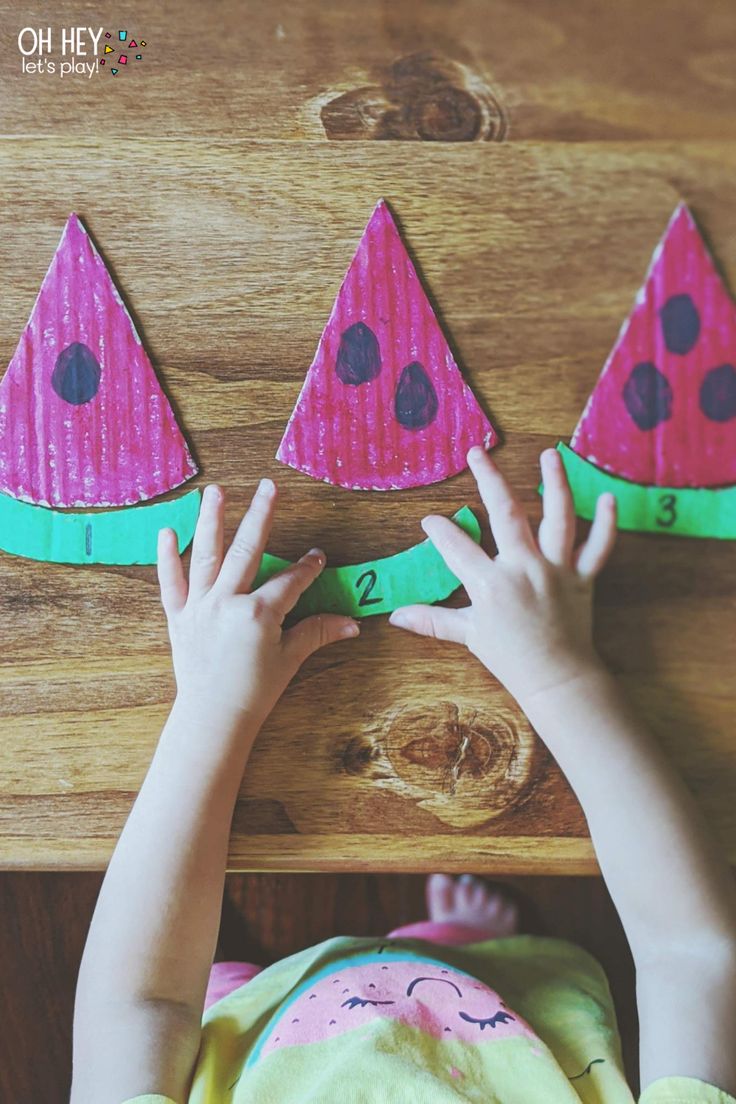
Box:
(320, 52, 508, 142)
(340, 735, 384, 776)
(342, 699, 541, 829)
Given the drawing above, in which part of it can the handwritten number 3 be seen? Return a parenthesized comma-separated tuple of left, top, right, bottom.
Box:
(355, 569, 382, 607)
(656, 494, 678, 528)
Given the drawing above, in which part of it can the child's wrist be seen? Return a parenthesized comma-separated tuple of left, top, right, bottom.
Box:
(513, 654, 611, 718)
(167, 691, 262, 748)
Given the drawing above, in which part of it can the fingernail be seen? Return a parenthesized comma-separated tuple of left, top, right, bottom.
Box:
(306, 547, 325, 566)
(389, 610, 408, 628)
(340, 622, 359, 638)
(257, 478, 275, 498)
(467, 445, 485, 463)
(204, 483, 221, 503)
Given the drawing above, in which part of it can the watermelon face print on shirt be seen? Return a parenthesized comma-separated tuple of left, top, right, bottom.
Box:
(558, 204, 736, 539)
(246, 952, 539, 1070)
(0, 214, 200, 563)
(277, 200, 497, 490)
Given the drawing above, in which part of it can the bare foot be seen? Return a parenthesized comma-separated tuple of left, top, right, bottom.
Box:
(426, 874, 519, 939)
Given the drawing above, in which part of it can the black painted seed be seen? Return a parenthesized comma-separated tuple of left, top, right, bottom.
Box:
(335, 322, 382, 385)
(51, 342, 101, 405)
(394, 361, 439, 430)
(659, 294, 700, 355)
(700, 364, 736, 422)
(622, 362, 673, 430)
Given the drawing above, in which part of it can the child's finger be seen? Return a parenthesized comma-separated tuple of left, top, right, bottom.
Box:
(215, 479, 277, 595)
(421, 515, 490, 594)
(157, 528, 187, 616)
(538, 449, 576, 567)
(389, 603, 468, 645)
(188, 484, 225, 597)
(575, 493, 617, 578)
(256, 547, 326, 620)
(283, 613, 359, 665)
(467, 447, 537, 562)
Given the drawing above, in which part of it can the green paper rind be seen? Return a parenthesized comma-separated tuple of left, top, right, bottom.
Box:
(254, 506, 481, 618)
(556, 443, 736, 540)
(0, 488, 201, 564)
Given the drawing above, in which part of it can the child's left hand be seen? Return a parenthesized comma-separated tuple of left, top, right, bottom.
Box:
(157, 479, 359, 731)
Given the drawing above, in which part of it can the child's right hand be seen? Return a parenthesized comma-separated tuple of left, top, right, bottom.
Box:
(390, 447, 618, 707)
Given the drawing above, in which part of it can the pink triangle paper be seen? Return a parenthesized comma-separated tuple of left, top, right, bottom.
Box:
(277, 200, 497, 490)
(571, 203, 736, 488)
(0, 214, 198, 507)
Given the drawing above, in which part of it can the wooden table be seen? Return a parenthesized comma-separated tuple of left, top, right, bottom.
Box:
(1, 1, 735, 873)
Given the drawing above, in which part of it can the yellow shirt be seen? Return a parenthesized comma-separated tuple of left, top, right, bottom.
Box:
(122, 935, 735, 1103)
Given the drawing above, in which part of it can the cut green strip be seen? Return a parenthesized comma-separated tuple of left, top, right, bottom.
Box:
(254, 506, 481, 618)
(555, 443, 736, 540)
(0, 488, 201, 564)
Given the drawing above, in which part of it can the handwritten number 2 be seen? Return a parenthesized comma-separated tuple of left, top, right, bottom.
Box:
(656, 494, 677, 528)
(355, 569, 382, 607)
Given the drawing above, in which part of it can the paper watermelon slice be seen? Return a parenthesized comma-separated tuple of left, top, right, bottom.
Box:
(572, 203, 736, 488)
(276, 200, 497, 490)
(560, 203, 736, 540)
(0, 213, 198, 508)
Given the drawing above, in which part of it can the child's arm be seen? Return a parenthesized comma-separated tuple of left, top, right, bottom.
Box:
(70, 480, 359, 1104)
(391, 447, 736, 1096)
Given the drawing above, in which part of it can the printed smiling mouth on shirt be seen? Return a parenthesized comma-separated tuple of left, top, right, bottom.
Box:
(406, 976, 464, 998)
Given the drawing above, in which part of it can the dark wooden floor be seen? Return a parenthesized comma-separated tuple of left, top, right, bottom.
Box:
(0, 872, 637, 1102)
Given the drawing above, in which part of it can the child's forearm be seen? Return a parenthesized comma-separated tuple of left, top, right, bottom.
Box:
(72, 485, 358, 1103)
(76, 698, 252, 1019)
(520, 663, 736, 964)
(393, 449, 736, 1090)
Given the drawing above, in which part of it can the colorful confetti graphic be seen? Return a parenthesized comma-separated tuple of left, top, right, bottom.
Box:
(101, 31, 146, 75)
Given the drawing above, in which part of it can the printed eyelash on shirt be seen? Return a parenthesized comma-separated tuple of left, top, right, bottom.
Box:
(458, 1010, 515, 1030)
(341, 996, 396, 1010)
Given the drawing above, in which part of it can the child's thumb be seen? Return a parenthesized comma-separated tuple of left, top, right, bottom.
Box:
(283, 614, 359, 664)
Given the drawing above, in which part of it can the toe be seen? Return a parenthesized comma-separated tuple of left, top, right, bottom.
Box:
(496, 899, 519, 937)
(426, 873, 454, 921)
(482, 885, 519, 932)
(471, 881, 489, 912)
(458, 874, 477, 910)
(483, 891, 505, 920)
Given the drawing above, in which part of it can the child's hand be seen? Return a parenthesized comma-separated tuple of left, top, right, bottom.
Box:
(157, 480, 359, 730)
(390, 447, 617, 707)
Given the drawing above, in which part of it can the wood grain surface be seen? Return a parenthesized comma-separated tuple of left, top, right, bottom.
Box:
(1, 0, 735, 141)
(0, 137, 734, 871)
